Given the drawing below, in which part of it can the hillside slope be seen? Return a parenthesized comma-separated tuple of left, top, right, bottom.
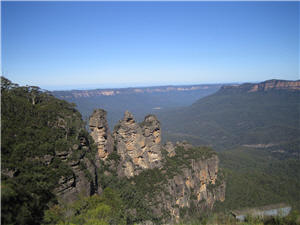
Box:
(1, 78, 98, 224)
(158, 79, 300, 155)
(155, 79, 300, 215)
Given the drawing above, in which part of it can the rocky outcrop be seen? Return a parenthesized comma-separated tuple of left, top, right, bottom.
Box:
(164, 141, 176, 157)
(89, 109, 114, 160)
(221, 79, 300, 92)
(249, 79, 300, 92)
(156, 142, 226, 222)
(90, 110, 226, 223)
(112, 111, 162, 177)
(54, 133, 97, 203)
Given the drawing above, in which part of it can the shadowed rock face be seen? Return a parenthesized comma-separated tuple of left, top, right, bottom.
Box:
(89, 109, 114, 160)
(54, 120, 97, 203)
(113, 111, 162, 177)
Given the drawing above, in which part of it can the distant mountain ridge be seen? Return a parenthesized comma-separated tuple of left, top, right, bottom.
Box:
(221, 79, 300, 92)
(53, 84, 224, 99)
(158, 79, 300, 154)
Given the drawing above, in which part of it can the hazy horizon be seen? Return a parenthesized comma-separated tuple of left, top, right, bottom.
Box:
(2, 1, 299, 90)
(45, 80, 243, 92)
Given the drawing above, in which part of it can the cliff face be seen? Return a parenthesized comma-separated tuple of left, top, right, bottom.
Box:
(221, 79, 300, 92)
(112, 111, 162, 177)
(90, 110, 226, 222)
(54, 135, 96, 203)
(54, 116, 97, 203)
(249, 79, 300, 92)
(54, 85, 220, 99)
(156, 142, 225, 222)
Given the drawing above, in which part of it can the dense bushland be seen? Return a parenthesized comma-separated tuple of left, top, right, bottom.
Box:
(1, 78, 91, 224)
(159, 88, 299, 155)
(43, 188, 126, 225)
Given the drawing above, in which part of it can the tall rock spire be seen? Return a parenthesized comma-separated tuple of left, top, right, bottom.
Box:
(89, 109, 114, 160)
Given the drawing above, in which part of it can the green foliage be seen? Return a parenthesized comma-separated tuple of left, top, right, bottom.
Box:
(43, 188, 126, 225)
(131, 168, 166, 197)
(98, 173, 154, 224)
(264, 159, 300, 180)
(219, 145, 300, 175)
(107, 151, 121, 165)
(213, 144, 300, 223)
(213, 169, 300, 213)
(1, 78, 90, 224)
(78, 161, 93, 182)
(161, 145, 216, 179)
(159, 89, 299, 152)
(55, 139, 71, 153)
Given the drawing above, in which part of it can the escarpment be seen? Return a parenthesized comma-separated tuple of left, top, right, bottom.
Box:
(90, 110, 226, 223)
(249, 79, 300, 92)
(221, 79, 300, 92)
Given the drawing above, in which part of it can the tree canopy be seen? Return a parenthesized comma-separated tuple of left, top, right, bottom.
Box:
(1, 77, 88, 224)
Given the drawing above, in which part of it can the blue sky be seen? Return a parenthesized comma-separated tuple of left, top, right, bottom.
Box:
(1, 1, 299, 91)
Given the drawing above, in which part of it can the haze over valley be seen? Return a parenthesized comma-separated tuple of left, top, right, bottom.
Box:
(52, 83, 226, 131)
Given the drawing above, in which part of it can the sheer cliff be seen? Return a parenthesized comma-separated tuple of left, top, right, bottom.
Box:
(221, 79, 300, 92)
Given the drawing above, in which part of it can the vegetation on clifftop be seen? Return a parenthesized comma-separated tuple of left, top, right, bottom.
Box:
(1, 78, 91, 224)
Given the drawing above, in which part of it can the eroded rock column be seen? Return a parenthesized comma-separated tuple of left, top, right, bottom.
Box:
(89, 109, 113, 160)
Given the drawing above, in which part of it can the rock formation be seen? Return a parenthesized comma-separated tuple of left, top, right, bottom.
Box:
(89, 109, 114, 161)
(55, 122, 97, 203)
(112, 111, 162, 177)
(89, 110, 226, 223)
(155, 142, 226, 222)
(164, 141, 176, 157)
(249, 79, 300, 92)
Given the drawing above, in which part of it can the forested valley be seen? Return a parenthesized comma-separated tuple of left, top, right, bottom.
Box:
(1, 78, 300, 225)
